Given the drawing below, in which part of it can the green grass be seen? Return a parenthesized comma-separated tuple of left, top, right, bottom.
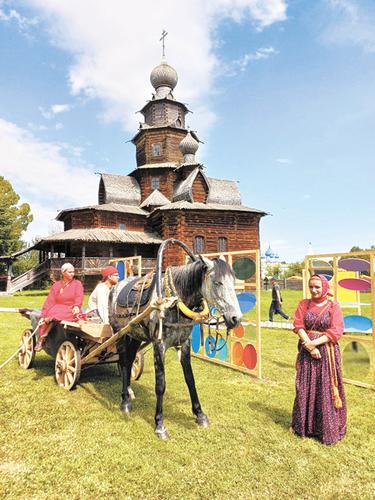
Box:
(0, 291, 374, 499)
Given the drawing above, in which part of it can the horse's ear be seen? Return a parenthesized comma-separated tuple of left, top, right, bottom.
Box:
(199, 255, 215, 273)
(218, 254, 226, 262)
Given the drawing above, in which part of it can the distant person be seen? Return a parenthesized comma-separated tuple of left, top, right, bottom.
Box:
(35, 263, 84, 351)
(87, 266, 119, 323)
(269, 278, 289, 321)
(291, 274, 346, 445)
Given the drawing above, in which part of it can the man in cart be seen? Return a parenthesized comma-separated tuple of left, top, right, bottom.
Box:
(87, 266, 119, 323)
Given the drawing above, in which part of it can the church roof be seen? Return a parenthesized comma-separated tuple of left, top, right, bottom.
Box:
(38, 228, 162, 244)
(154, 200, 266, 214)
(206, 178, 242, 205)
(173, 168, 209, 202)
(99, 174, 141, 205)
(140, 189, 170, 208)
(56, 203, 147, 220)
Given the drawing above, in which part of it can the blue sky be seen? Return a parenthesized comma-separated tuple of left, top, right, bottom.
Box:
(0, 0, 374, 261)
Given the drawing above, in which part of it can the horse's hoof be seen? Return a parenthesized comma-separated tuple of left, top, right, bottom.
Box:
(155, 426, 170, 440)
(196, 414, 210, 428)
(120, 401, 132, 414)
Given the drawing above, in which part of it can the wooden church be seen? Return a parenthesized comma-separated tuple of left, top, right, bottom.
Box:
(32, 56, 266, 280)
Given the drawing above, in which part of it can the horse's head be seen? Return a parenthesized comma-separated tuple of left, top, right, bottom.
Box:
(200, 256, 242, 329)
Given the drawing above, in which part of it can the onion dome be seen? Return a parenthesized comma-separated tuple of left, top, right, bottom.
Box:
(265, 245, 272, 258)
(150, 59, 178, 98)
(179, 131, 199, 163)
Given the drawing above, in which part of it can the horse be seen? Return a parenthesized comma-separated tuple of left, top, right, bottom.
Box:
(109, 245, 242, 440)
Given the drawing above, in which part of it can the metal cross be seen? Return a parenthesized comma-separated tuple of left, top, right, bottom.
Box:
(160, 30, 168, 58)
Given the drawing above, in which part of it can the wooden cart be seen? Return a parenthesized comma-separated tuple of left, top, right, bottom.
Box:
(18, 310, 145, 390)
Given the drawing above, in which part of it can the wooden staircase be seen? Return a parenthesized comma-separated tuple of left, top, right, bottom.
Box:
(8, 261, 50, 293)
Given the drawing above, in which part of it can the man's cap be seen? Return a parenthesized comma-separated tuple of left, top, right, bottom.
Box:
(101, 266, 118, 279)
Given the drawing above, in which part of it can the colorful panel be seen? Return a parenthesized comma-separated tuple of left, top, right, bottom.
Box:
(233, 257, 256, 280)
(205, 335, 217, 358)
(232, 342, 244, 366)
(338, 278, 371, 292)
(216, 338, 229, 361)
(233, 323, 245, 338)
(191, 324, 201, 353)
(344, 315, 372, 332)
(243, 344, 257, 370)
(309, 260, 333, 281)
(338, 258, 370, 273)
(237, 292, 256, 313)
(337, 271, 357, 304)
(116, 260, 125, 281)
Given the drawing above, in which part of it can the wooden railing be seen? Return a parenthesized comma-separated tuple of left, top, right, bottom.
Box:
(9, 260, 50, 293)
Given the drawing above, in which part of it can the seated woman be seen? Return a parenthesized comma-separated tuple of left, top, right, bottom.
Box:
(35, 263, 84, 351)
(87, 266, 119, 323)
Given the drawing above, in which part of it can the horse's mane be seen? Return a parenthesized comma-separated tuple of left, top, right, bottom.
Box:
(170, 258, 233, 306)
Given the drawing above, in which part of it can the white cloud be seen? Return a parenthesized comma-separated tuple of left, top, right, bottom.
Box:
(0, 5, 38, 30)
(25, 0, 287, 134)
(55, 122, 64, 130)
(276, 158, 292, 164)
(231, 46, 277, 73)
(324, 0, 375, 52)
(51, 104, 71, 114)
(0, 118, 97, 241)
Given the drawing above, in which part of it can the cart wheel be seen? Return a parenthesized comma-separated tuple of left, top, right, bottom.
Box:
(18, 329, 36, 369)
(55, 340, 81, 390)
(131, 350, 144, 381)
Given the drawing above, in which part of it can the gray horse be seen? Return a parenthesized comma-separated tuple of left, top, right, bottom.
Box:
(109, 251, 242, 439)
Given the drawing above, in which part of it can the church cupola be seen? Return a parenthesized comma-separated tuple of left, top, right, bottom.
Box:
(150, 59, 178, 99)
(179, 131, 199, 163)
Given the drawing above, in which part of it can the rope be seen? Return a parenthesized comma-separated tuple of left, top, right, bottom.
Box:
(0, 326, 39, 370)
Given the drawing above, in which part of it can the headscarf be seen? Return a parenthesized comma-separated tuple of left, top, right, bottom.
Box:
(61, 263, 74, 273)
(309, 274, 331, 303)
(101, 266, 118, 280)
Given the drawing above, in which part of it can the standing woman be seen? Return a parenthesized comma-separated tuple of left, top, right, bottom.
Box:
(291, 274, 346, 445)
(35, 263, 84, 351)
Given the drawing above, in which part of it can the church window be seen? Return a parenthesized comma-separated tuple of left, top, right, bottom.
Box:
(194, 236, 205, 254)
(152, 143, 162, 157)
(218, 237, 228, 253)
(151, 177, 160, 190)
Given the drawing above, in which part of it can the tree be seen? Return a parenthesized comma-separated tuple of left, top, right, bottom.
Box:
(284, 261, 304, 279)
(0, 176, 33, 256)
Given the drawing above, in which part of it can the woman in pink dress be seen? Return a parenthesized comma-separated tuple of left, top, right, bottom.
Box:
(35, 263, 84, 351)
(291, 274, 346, 445)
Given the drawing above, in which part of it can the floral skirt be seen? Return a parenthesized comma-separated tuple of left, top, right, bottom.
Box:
(292, 342, 346, 445)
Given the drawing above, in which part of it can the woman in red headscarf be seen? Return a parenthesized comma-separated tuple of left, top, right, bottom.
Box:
(291, 274, 346, 445)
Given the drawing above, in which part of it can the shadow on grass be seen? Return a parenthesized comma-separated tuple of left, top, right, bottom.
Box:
(272, 360, 294, 369)
(78, 363, 205, 433)
(248, 400, 291, 430)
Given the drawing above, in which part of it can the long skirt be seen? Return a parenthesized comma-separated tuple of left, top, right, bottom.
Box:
(292, 342, 346, 445)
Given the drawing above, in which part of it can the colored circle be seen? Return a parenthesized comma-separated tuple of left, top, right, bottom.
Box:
(216, 338, 228, 361)
(191, 324, 201, 353)
(237, 292, 256, 313)
(209, 305, 220, 318)
(116, 261, 125, 281)
(344, 315, 372, 332)
(232, 342, 244, 366)
(243, 344, 257, 370)
(338, 278, 371, 292)
(233, 257, 256, 280)
(205, 335, 216, 358)
(338, 258, 370, 273)
(233, 323, 245, 338)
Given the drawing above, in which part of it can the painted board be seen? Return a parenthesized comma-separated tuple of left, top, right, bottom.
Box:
(116, 260, 125, 281)
(337, 271, 357, 304)
(237, 292, 256, 313)
(344, 315, 372, 332)
(338, 278, 371, 292)
(338, 257, 370, 273)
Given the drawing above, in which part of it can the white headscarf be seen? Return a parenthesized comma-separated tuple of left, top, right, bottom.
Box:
(61, 263, 74, 273)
